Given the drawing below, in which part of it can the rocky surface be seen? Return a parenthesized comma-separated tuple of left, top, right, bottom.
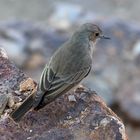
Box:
(0, 48, 128, 140)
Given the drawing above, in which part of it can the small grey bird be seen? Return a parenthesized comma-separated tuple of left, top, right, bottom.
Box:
(10, 23, 110, 122)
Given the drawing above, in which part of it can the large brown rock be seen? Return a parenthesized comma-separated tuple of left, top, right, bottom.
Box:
(0, 48, 128, 140)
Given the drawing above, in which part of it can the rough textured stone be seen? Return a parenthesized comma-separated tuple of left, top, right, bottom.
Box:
(0, 48, 128, 140)
(0, 48, 27, 93)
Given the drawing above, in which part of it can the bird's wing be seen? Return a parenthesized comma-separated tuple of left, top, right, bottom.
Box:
(33, 66, 91, 107)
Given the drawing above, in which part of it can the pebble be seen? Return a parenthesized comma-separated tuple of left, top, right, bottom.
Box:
(68, 95, 76, 102)
(14, 90, 21, 96)
(23, 91, 30, 97)
(8, 96, 15, 108)
(19, 78, 36, 92)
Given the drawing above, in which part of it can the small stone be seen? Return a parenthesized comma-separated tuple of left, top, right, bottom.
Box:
(75, 118, 80, 123)
(67, 115, 72, 120)
(14, 90, 21, 95)
(27, 137, 32, 140)
(68, 95, 76, 102)
(75, 85, 85, 93)
(19, 78, 36, 92)
(23, 91, 30, 97)
(8, 96, 15, 108)
(29, 129, 33, 133)
(100, 118, 110, 127)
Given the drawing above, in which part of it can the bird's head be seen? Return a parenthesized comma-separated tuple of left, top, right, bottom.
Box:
(76, 23, 110, 44)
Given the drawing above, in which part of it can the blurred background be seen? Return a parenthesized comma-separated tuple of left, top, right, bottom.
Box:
(0, 0, 140, 139)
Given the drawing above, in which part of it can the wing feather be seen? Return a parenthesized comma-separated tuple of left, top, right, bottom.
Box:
(33, 66, 91, 108)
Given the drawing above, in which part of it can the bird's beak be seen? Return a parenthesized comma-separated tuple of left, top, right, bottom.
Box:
(99, 35, 110, 39)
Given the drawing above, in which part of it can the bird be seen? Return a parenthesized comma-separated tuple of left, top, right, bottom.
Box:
(10, 23, 110, 122)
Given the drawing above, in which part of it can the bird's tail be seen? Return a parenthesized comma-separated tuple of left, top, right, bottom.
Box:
(10, 93, 34, 122)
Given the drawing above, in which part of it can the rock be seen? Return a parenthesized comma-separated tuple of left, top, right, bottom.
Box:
(0, 48, 27, 94)
(0, 48, 128, 140)
(68, 95, 76, 102)
(14, 90, 21, 96)
(0, 48, 36, 115)
(7, 95, 15, 108)
(19, 78, 36, 92)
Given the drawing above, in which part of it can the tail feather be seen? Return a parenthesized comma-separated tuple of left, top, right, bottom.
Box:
(10, 94, 34, 122)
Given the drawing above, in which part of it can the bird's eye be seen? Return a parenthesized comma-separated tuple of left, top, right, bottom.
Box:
(95, 33, 99, 37)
